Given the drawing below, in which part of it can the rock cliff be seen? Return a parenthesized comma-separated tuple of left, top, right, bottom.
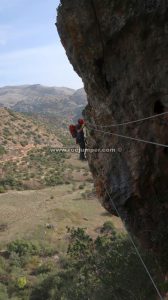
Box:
(57, 0, 168, 272)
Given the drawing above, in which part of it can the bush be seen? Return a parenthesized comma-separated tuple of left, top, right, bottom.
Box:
(79, 184, 85, 190)
(0, 223, 8, 232)
(0, 186, 6, 193)
(100, 221, 116, 235)
(34, 138, 41, 145)
(2, 140, 8, 145)
(8, 240, 41, 257)
(17, 277, 27, 289)
(0, 257, 7, 276)
(0, 283, 9, 300)
(0, 177, 22, 190)
(20, 141, 28, 147)
(30, 227, 162, 300)
(3, 127, 10, 137)
(0, 146, 6, 156)
(9, 252, 23, 268)
(40, 243, 56, 257)
(30, 274, 61, 300)
(44, 175, 64, 186)
(34, 262, 54, 275)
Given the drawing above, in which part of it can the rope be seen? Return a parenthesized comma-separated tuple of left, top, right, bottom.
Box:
(87, 126, 168, 148)
(73, 0, 166, 280)
(87, 2, 165, 297)
(86, 114, 166, 297)
(104, 186, 164, 300)
(87, 112, 168, 128)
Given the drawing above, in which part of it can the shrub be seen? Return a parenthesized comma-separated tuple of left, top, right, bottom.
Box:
(30, 227, 162, 300)
(100, 221, 116, 235)
(65, 181, 71, 185)
(8, 110, 17, 118)
(17, 277, 27, 289)
(20, 141, 28, 147)
(0, 257, 7, 276)
(34, 138, 41, 145)
(0, 283, 9, 300)
(3, 127, 10, 137)
(0, 186, 6, 193)
(34, 262, 54, 275)
(0, 223, 8, 232)
(40, 243, 56, 257)
(0, 146, 6, 156)
(8, 240, 41, 257)
(9, 252, 23, 268)
(44, 175, 64, 186)
(0, 177, 22, 190)
(79, 184, 85, 190)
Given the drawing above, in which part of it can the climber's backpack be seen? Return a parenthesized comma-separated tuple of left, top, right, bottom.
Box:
(69, 124, 77, 138)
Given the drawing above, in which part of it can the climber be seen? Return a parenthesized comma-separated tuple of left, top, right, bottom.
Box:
(76, 118, 86, 160)
(69, 119, 86, 160)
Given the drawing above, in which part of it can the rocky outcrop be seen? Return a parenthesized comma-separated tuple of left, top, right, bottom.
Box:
(57, 0, 168, 271)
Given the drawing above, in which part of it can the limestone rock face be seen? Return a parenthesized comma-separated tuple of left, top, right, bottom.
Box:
(57, 0, 168, 270)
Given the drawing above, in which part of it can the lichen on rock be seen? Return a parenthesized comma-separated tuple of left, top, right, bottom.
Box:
(57, 0, 168, 272)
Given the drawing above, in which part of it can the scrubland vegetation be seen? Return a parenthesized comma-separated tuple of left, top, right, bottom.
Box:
(0, 225, 164, 300)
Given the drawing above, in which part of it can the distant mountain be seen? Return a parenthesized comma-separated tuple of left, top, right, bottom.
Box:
(0, 85, 87, 122)
(0, 85, 75, 107)
(69, 88, 86, 105)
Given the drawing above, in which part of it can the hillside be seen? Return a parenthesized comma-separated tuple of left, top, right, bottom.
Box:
(0, 107, 62, 150)
(0, 108, 66, 191)
(0, 106, 121, 244)
(0, 85, 87, 123)
(0, 107, 93, 193)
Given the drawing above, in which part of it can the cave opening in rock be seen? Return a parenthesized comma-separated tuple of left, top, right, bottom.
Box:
(154, 100, 164, 114)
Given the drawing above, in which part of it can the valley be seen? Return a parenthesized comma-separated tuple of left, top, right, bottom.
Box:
(0, 84, 161, 300)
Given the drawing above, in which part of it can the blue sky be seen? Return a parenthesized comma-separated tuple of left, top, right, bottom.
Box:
(0, 0, 83, 89)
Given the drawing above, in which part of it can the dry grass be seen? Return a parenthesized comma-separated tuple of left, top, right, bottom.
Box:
(0, 113, 123, 250)
(0, 182, 123, 247)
